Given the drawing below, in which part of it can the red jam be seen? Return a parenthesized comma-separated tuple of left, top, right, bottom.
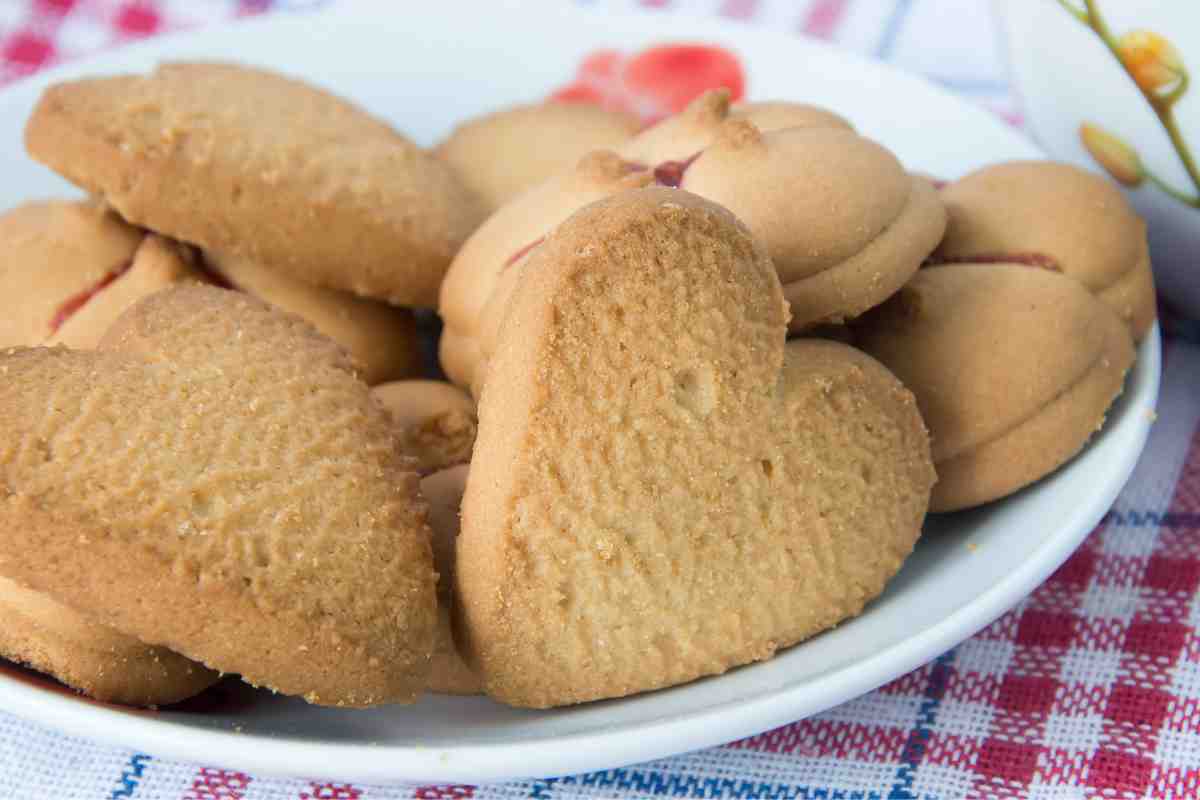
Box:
(652, 151, 702, 188)
(502, 236, 547, 271)
(49, 262, 132, 333)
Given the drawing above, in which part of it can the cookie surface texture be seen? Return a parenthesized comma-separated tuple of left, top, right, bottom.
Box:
(457, 188, 934, 707)
(26, 62, 484, 307)
(0, 575, 220, 706)
(438, 93, 944, 393)
(854, 263, 1135, 512)
(934, 161, 1156, 340)
(436, 102, 640, 213)
(204, 250, 422, 385)
(0, 286, 437, 706)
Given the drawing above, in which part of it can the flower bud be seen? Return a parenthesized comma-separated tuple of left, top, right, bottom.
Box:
(1118, 30, 1186, 96)
(1080, 123, 1144, 186)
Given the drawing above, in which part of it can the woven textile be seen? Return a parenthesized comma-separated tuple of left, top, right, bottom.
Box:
(1, 1, 1199, 798)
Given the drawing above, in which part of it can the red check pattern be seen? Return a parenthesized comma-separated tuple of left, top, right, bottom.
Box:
(2, 2, 1199, 799)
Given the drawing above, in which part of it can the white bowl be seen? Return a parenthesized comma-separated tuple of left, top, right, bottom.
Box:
(998, 0, 1200, 318)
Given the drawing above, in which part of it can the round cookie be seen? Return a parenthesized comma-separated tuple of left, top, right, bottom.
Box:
(205, 251, 422, 385)
(0, 200, 206, 349)
(420, 465, 482, 695)
(933, 161, 1156, 341)
(854, 263, 1135, 512)
(372, 380, 478, 474)
(0, 575, 219, 706)
(436, 102, 640, 214)
(457, 188, 934, 707)
(730, 100, 853, 133)
(25, 62, 485, 308)
(0, 286, 438, 707)
(438, 94, 944, 393)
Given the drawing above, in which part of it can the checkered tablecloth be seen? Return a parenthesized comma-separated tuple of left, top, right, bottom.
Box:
(2, 1, 1199, 798)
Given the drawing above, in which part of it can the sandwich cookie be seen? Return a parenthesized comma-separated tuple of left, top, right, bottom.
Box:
(439, 92, 943, 392)
(933, 161, 1156, 341)
(854, 263, 1135, 512)
(0, 200, 208, 350)
(436, 102, 640, 214)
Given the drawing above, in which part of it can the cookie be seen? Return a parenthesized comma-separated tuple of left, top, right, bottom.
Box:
(25, 62, 485, 308)
(730, 100, 853, 133)
(420, 465, 482, 695)
(0, 200, 207, 350)
(436, 102, 640, 213)
(933, 161, 1156, 341)
(372, 380, 478, 474)
(854, 263, 1135, 512)
(438, 95, 944, 392)
(456, 188, 934, 707)
(204, 251, 422, 385)
(0, 575, 219, 706)
(0, 286, 438, 706)
(438, 151, 653, 391)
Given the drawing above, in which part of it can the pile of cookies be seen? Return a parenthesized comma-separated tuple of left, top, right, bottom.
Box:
(0, 61, 1152, 710)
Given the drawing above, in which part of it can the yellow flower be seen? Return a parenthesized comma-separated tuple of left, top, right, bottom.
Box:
(1080, 123, 1144, 186)
(1117, 30, 1186, 96)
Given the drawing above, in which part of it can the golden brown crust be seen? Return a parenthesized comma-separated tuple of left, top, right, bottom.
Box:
(25, 63, 485, 308)
(854, 263, 1135, 511)
(0, 286, 437, 706)
(781, 176, 946, 329)
(0, 576, 219, 706)
(436, 102, 640, 213)
(438, 95, 943, 391)
(205, 250, 422, 385)
(935, 161, 1156, 341)
(457, 188, 933, 707)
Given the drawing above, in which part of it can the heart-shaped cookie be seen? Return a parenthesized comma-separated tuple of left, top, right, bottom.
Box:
(0, 286, 437, 706)
(26, 62, 484, 308)
(0, 575, 219, 706)
(456, 188, 935, 707)
(438, 92, 944, 394)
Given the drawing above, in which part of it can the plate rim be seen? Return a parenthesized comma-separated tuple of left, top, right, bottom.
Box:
(0, 1, 1163, 783)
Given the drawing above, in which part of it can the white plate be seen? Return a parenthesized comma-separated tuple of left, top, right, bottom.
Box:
(0, 0, 1160, 784)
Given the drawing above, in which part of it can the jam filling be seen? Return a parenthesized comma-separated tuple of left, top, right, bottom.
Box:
(497, 152, 702, 271)
(502, 236, 547, 271)
(49, 248, 238, 334)
(49, 261, 133, 334)
(652, 151, 702, 188)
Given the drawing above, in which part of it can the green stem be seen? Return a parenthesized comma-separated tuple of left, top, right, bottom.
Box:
(1055, 0, 1089, 23)
(1145, 168, 1200, 208)
(1071, 0, 1200, 203)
